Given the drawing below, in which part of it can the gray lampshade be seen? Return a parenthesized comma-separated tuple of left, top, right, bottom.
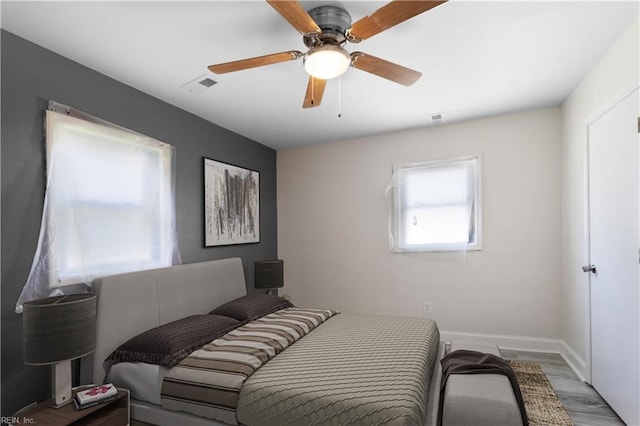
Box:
(255, 260, 284, 289)
(23, 294, 97, 365)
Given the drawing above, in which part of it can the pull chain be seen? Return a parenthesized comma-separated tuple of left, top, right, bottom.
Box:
(338, 76, 342, 118)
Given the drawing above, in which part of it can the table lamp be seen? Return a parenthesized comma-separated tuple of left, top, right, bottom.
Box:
(23, 294, 97, 407)
(255, 260, 284, 294)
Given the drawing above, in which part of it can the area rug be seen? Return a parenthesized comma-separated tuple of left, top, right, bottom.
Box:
(508, 360, 574, 426)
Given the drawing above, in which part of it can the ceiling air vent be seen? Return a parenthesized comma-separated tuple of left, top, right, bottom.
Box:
(431, 113, 443, 124)
(198, 78, 217, 88)
(181, 75, 218, 95)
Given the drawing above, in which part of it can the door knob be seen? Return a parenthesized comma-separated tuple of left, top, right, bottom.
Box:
(582, 264, 597, 274)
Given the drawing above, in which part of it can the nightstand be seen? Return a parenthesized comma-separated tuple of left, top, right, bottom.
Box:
(13, 386, 129, 425)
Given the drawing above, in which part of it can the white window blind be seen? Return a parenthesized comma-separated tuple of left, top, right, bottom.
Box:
(388, 157, 481, 253)
(16, 109, 180, 311)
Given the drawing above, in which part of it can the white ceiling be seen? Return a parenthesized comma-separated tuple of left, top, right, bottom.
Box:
(1, 1, 637, 150)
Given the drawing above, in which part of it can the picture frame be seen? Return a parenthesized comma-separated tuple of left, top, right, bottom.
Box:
(203, 157, 260, 246)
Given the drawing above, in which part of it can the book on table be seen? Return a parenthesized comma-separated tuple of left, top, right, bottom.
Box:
(74, 383, 118, 410)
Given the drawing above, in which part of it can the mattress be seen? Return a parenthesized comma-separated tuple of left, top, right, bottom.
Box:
(237, 314, 440, 426)
(107, 362, 168, 405)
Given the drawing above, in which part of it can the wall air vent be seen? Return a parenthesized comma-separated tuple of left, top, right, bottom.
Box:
(181, 75, 218, 95)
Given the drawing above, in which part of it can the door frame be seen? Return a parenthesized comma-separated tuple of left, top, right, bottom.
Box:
(583, 81, 639, 385)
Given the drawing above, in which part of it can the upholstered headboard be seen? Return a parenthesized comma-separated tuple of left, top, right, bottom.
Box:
(90, 258, 247, 384)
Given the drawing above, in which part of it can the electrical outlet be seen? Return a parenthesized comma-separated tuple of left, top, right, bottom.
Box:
(423, 301, 433, 315)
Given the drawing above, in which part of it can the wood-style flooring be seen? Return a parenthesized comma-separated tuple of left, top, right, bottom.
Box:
(500, 349, 625, 426)
(132, 350, 625, 426)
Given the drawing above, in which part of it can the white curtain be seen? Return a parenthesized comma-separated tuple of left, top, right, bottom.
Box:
(16, 109, 181, 312)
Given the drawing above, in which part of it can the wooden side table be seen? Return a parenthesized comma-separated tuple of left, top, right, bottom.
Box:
(13, 387, 129, 425)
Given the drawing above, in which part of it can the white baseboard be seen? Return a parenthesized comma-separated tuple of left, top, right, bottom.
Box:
(440, 329, 588, 381)
(559, 341, 589, 382)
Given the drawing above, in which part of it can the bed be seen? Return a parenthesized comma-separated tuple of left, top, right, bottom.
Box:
(88, 258, 444, 425)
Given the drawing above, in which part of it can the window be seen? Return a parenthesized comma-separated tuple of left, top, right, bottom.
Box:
(16, 107, 180, 310)
(389, 157, 481, 252)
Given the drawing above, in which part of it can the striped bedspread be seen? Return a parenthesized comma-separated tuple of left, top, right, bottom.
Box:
(160, 307, 337, 424)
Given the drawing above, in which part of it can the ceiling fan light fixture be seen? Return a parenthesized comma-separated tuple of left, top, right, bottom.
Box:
(304, 45, 350, 80)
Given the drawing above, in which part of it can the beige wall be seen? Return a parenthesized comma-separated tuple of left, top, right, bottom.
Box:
(560, 16, 639, 378)
(278, 107, 562, 339)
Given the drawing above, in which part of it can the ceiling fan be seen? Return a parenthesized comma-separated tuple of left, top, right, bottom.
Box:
(207, 0, 447, 108)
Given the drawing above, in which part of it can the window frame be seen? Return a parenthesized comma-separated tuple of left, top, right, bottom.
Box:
(44, 108, 177, 287)
(391, 155, 482, 253)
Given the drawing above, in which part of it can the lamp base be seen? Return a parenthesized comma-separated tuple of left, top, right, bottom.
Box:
(51, 360, 72, 407)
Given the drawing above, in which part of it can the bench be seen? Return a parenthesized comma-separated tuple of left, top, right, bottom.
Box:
(440, 341, 524, 426)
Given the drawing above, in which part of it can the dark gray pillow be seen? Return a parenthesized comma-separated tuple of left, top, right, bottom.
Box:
(108, 314, 241, 367)
(209, 294, 294, 322)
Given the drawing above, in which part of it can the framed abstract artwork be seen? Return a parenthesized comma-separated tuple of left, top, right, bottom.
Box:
(204, 158, 260, 246)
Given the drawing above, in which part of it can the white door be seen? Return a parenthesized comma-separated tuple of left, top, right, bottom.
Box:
(588, 88, 639, 426)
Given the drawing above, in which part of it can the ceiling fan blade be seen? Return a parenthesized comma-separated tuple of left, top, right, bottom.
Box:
(267, 0, 321, 37)
(303, 76, 327, 108)
(348, 0, 447, 42)
(351, 52, 422, 86)
(208, 51, 302, 74)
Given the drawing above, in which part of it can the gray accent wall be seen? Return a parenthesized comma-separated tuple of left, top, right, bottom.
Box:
(1, 30, 277, 415)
